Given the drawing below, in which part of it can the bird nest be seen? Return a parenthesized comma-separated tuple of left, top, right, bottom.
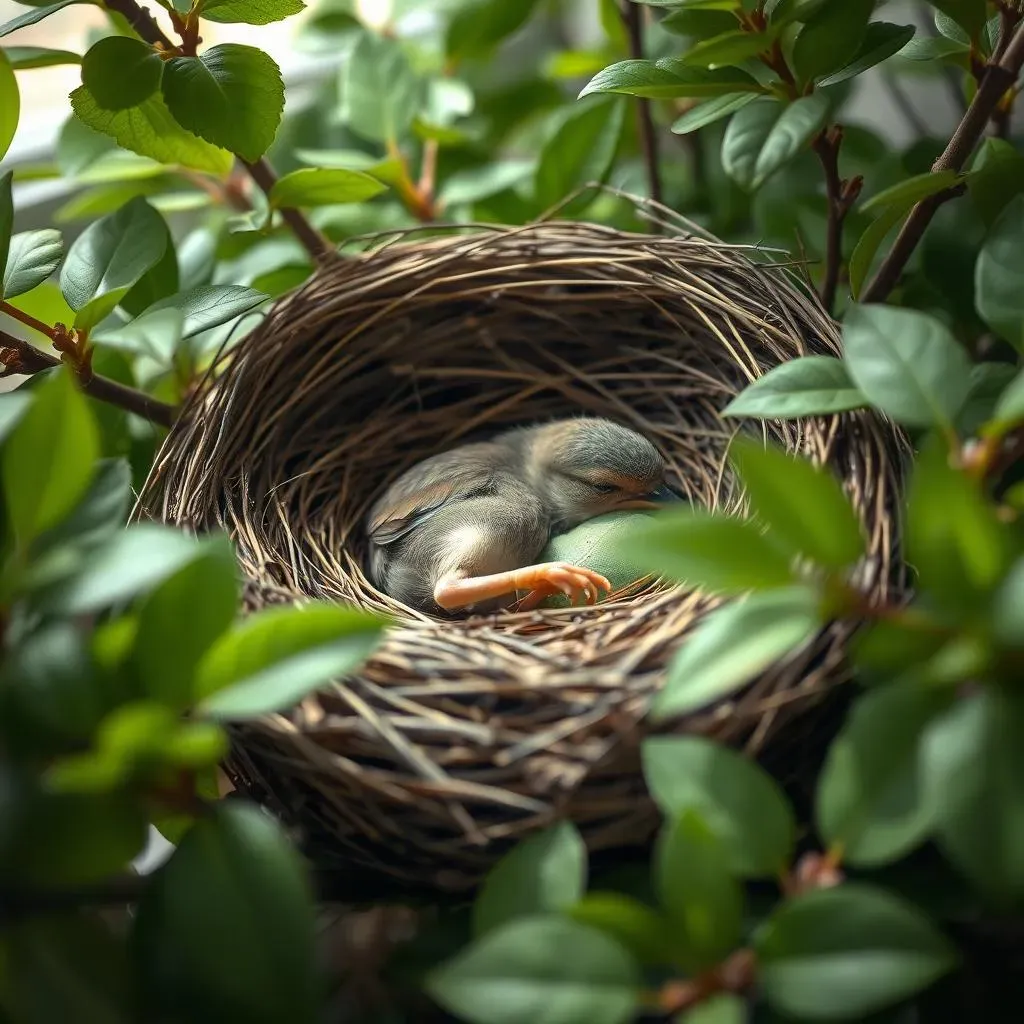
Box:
(141, 206, 908, 896)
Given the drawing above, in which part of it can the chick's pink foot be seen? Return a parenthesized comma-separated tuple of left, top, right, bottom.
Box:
(513, 562, 612, 610)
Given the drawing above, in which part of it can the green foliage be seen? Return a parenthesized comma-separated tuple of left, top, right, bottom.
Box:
(81, 36, 164, 112)
(0, 47, 17, 162)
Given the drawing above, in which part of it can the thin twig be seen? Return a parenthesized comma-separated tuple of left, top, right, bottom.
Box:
(1, 328, 177, 427)
(811, 126, 862, 315)
(101, 0, 334, 265)
(862, 21, 1024, 303)
(620, 1, 663, 209)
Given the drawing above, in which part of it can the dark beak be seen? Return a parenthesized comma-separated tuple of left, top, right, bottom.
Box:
(616, 483, 683, 511)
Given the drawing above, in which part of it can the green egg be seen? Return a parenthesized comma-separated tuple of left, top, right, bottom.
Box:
(536, 511, 655, 609)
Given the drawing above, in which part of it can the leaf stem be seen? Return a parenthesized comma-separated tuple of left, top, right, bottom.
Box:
(99, 0, 335, 265)
(0, 327, 176, 428)
(862, 19, 1024, 303)
(620, 1, 663, 210)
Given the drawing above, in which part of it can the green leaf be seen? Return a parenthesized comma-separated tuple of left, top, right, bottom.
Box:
(131, 801, 319, 1024)
(2, 229, 63, 300)
(927, 0, 987, 42)
(655, 810, 744, 970)
(144, 284, 268, 338)
(566, 894, 677, 967)
(898, 34, 970, 62)
(56, 524, 206, 614)
(729, 437, 864, 569)
(841, 304, 972, 427)
(2, 369, 98, 545)
(70, 86, 234, 178)
(660, 7, 736, 39)
(81, 36, 163, 112)
(37, 456, 131, 554)
(817, 681, 948, 868)
(922, 688, 1024, 902)
(632, 509, 795, 595)
(0, 0, 84, 38)
(534, 97, 625, 209)
(198, 0, 306, 24)
(681, 30, 773, 69)
(968, 138, 1024, 228)
(58, 196, 166, 327)
(269, 167, 386, 208)
(0, 391, 32, 444)
(162, 44, 284, 163)
(0, 170, 11, 285)
(989, 366, 1024, 432)
(752, 94, 830, 189)
(957, 360, 1019, 435)
(195, 603, 387, 719)
(642, 735, 795, 877)
(905, 437, 1011, 611)
(341, 30, 423, 145)
(580, 59, 764, 100)
(446, 0, 542, 61)
(860, 169, 963, 216)
(976, 193, 1024, 351)
(473, 822, 587, 937)
(849, 205, 908, 300)
(671, 93, 757, 134)
(92, 307, 184, 366)
(440, 160, 535, 206)
(4, 45, 82, 69)
(766, 0, 829, 26)
(817, 22, 916, 88)
(993, 556, 1024, 646)
(721, 99, 778, 190)
(681, 995, 746, 1024)
(791, 0, 874, 84)
(722, 356, 867, 419)
(652, 586, 820, 721)
(757, 884, 957, 1020)
(427, 916, 640, 1024)
(134, 536, 239, 709)
(0, 48, 18, 162)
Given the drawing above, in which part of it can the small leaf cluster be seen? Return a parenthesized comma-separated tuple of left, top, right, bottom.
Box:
(0, 368, 388, 1021)
(428, 737, 956, 1024)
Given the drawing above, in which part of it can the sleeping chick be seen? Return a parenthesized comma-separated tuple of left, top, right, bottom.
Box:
(365, 417, 676, 614)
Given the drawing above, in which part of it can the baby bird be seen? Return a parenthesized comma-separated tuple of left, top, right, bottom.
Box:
(365, 417, 677, 614)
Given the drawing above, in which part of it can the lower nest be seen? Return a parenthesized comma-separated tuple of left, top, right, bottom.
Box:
(142, 216, 908, 895)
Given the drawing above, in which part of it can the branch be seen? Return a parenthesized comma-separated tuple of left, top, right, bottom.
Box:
(1, 328, 177, 428)
(861, 21, 1024, 304)
(811, 126, 862, 315)
(620, 1, 663, 209)
(100, 0, 334, 265)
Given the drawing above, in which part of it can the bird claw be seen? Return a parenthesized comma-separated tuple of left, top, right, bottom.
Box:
(515, 562, 612, 610)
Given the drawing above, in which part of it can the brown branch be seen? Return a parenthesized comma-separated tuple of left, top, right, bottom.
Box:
(620, 1, 663, 208)
(861, 21, 1024, 304)
(811, 126, 862, 315)
(1, 328, 176, 428)
(100, 0, 334, 265)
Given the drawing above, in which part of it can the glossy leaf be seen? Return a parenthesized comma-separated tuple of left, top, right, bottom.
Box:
(81, 36, 163, 112)
(849, 205, 908, 299)
(269, 167, 386, 208)
(0, 48, 17, 162)
(976, 193, 1024, 351)
(642, 735, 794, 877)
(923, 688, 1024, 901)
(722, 356, 867, 418)
(580, 59, 763, 100)
(4, 45, 82, 69)
(567, 893, 677, 967)
(757, 884, 957, 1019)
(655, 810, 744, 970)
(198, 0, 306, 24)
(861, 170, 963, 216)
(446, 0, 542, 61)
(842, 304, 972, 427)
(132, 802, 319, 1024)
(818, 22, 916, 88)
(440, 160, 535, 205)
(70, 87, 234, 178)
(0, 170, 11, 284)
(681, 30, 773, 70)
(427, 916, 640, 1024)
(195, 603, 387, 719)
(989, 366, 1024, 432)
(652, 586, 820, 720)
(671, 93, 757, 134)
(2, 229, 63, 300)
(341, 30, 423, 145)
(2, 369, 98, 545)
(632, 509, 795, 595)
(968, 138, 1024, 228)
(791, 0, 874, 84)
(927, 0, 987, 41)
(91, 307, 184, 365)
(162, 45, 284, 163)
(722, 99, 780, 191)
(817, 681, 948, 868)
(473, 822, 586, 937)
(144, 284, 268, 338)
(729, 437, 864, 569)
(0, 391, 31, 444)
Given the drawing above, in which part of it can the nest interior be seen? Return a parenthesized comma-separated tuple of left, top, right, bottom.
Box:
(143, 213, 907, 895)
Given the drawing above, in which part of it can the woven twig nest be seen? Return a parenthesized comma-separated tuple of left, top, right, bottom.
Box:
(143, 204, 907, 895)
